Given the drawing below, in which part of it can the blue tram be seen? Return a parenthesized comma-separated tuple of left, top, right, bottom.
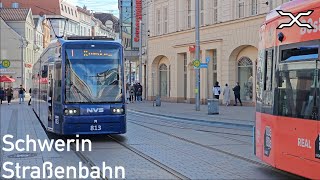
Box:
(32, 37, 126, 135)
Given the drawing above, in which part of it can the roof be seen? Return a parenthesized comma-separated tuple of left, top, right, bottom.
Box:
(0, 8, 30, 21)
(94, 12, 119, 32)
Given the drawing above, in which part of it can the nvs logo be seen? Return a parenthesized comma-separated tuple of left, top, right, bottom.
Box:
(87, 108, 104, 113)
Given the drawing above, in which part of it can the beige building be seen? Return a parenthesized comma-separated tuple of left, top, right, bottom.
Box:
(143, 0, 292, 104)
(0, 8, 35, 90)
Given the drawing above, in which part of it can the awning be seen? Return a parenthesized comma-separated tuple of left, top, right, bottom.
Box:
(39, 78, 48, 84)
(0, 75, 15, 82)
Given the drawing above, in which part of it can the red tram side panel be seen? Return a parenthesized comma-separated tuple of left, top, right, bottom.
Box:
(256, 113, 320, 179)
(256, 1, 320, 179)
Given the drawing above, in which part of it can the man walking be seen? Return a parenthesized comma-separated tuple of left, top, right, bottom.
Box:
(0, 87, 5, 104)
(6, 87, 13, 105)
(28, 88, 32, 106)
(18, 85, 26, 104)
(233, 82, 242, 106)
(136, 83, 143, 101)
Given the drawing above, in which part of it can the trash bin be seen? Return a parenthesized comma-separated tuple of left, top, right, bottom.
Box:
(156, 95, 161, 106)
(208, 99, 219, 114)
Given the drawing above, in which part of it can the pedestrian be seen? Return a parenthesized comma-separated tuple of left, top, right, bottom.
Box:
(6, 86, 13, 105)
(18, 85, 26, 104)
(134, 82, 138, 101)
(223, 84, 231, 106)
(0, 87, 5, 104)
(233, 82, 242, 106)
(28, 88, 32, 106)
(129, 83, 135, 103)
(136, 83, 143, 101)
(212, 82, 221, 99)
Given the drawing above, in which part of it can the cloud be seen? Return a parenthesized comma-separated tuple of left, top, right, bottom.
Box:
(67, 0, 119, 17)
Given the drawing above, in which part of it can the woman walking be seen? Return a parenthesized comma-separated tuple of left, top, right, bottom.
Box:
(223, 84, 231, 106)
(6, 87, 13, 105)
(212, 82, 221, 99)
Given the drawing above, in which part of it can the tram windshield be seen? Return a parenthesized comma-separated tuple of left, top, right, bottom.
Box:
(65, 46, 122, 103)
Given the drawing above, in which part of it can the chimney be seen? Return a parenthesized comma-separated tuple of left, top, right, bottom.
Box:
(11, 2, 20, 8)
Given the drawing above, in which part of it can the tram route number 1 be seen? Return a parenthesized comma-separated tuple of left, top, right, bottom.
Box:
(90, 125, 102, 131)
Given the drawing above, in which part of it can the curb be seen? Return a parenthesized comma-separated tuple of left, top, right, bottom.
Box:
(128, 109, 254, 130)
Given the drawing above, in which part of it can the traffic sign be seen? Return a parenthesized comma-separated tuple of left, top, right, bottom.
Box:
(206, 57, 210, 63)
(200, 63, 208, 68)
(2, 60, 10, 68)
(193, 59, 201, 68)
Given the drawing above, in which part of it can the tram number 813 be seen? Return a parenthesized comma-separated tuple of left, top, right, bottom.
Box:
(90, 125, 102, 131)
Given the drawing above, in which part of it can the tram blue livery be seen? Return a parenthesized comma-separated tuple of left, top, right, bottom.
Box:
(31, 37, 126, 135)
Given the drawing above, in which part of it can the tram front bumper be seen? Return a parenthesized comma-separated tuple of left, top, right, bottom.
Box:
(61, 115, 126, 135)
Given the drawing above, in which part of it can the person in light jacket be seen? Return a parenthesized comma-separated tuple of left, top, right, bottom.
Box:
(223, 84, 231, 106)
(212, 82, 221, 99)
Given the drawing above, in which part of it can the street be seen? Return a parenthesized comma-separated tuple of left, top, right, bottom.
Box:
(0, 101, 303, 179)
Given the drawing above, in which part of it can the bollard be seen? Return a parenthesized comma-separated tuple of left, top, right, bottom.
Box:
(156, 95, 161, 106)
(208, 99, 219, 114)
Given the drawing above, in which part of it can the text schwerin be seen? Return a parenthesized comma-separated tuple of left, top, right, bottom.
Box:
(2, 134, 91, 152)
(2, 161, 125, 179)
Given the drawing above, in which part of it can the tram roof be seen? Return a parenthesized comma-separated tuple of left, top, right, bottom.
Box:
(265, 0, 320, 24)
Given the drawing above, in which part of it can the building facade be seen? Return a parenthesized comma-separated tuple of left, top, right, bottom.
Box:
(77, 6, 92, 36)
(143, 0, 292, 104)
(0, 8, 35, 90)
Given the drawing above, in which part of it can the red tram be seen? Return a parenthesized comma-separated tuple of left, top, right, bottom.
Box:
(255, 0, 320, 179)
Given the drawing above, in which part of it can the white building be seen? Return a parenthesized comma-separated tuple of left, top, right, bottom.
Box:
(77, 6, 92, 36)
(0, 8, 35, 90)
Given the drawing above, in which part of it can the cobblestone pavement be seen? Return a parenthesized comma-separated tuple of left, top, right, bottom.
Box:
(0, 100, 303, 179)
(127, 101, 255, 126)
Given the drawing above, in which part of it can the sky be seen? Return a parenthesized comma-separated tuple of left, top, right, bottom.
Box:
(67, 0, 119, 17)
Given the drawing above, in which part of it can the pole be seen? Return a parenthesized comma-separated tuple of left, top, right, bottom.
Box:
(195, 0, 200, 111)
(119, 0, 122, 42)
(20, 38, 24, 87)
(139, 20, 142, 83)
(129, 61, 132, 84)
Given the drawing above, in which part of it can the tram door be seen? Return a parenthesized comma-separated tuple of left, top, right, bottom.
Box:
(47, 64, 54, 131)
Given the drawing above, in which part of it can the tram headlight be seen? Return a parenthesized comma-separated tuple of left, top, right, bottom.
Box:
(64, 108, 80, 116)
(111, 107, 124, 114)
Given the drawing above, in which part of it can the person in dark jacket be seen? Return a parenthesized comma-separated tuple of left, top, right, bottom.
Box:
(233, 82, 242, 106)
(18, 85, 26, 104)
(28, 88, 32, 106)
(0, 87, 5, 104)
(6, 87, 13, 105)
(136, 83, 143, 101)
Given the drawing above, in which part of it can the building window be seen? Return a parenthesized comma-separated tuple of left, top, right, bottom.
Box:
(156, 9, 161, 35)
(159, 64, 168, 97)
(183, 53, 187, 100)
(71, 9, 73, 15)
(213, 0, 218, 23)
(238, 57, 253, 101)
(251, 0, 258, 15)
(269, 0, 273, 11)
(68, 7, 70, 14)
(187, 0, 191, 28)
(164, 7, 168, 34)
(237, 0, 245, 18)
(200, 0, 204, 26)
(61, 4, 64, 11)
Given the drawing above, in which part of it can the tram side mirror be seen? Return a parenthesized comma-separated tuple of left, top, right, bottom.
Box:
(278, 32, 284, 42)
(41, 65, 48, 78)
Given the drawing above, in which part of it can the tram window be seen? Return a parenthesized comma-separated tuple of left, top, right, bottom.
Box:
(281, 45, 318, 62)
(264, 49, 273, 91)
(54, 63, 62, 102)
(278, 70, 317, 119)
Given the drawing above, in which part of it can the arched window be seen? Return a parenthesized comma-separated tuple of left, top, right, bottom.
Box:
(159, 64, 168, 97)
(238, 57, 253, 101)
